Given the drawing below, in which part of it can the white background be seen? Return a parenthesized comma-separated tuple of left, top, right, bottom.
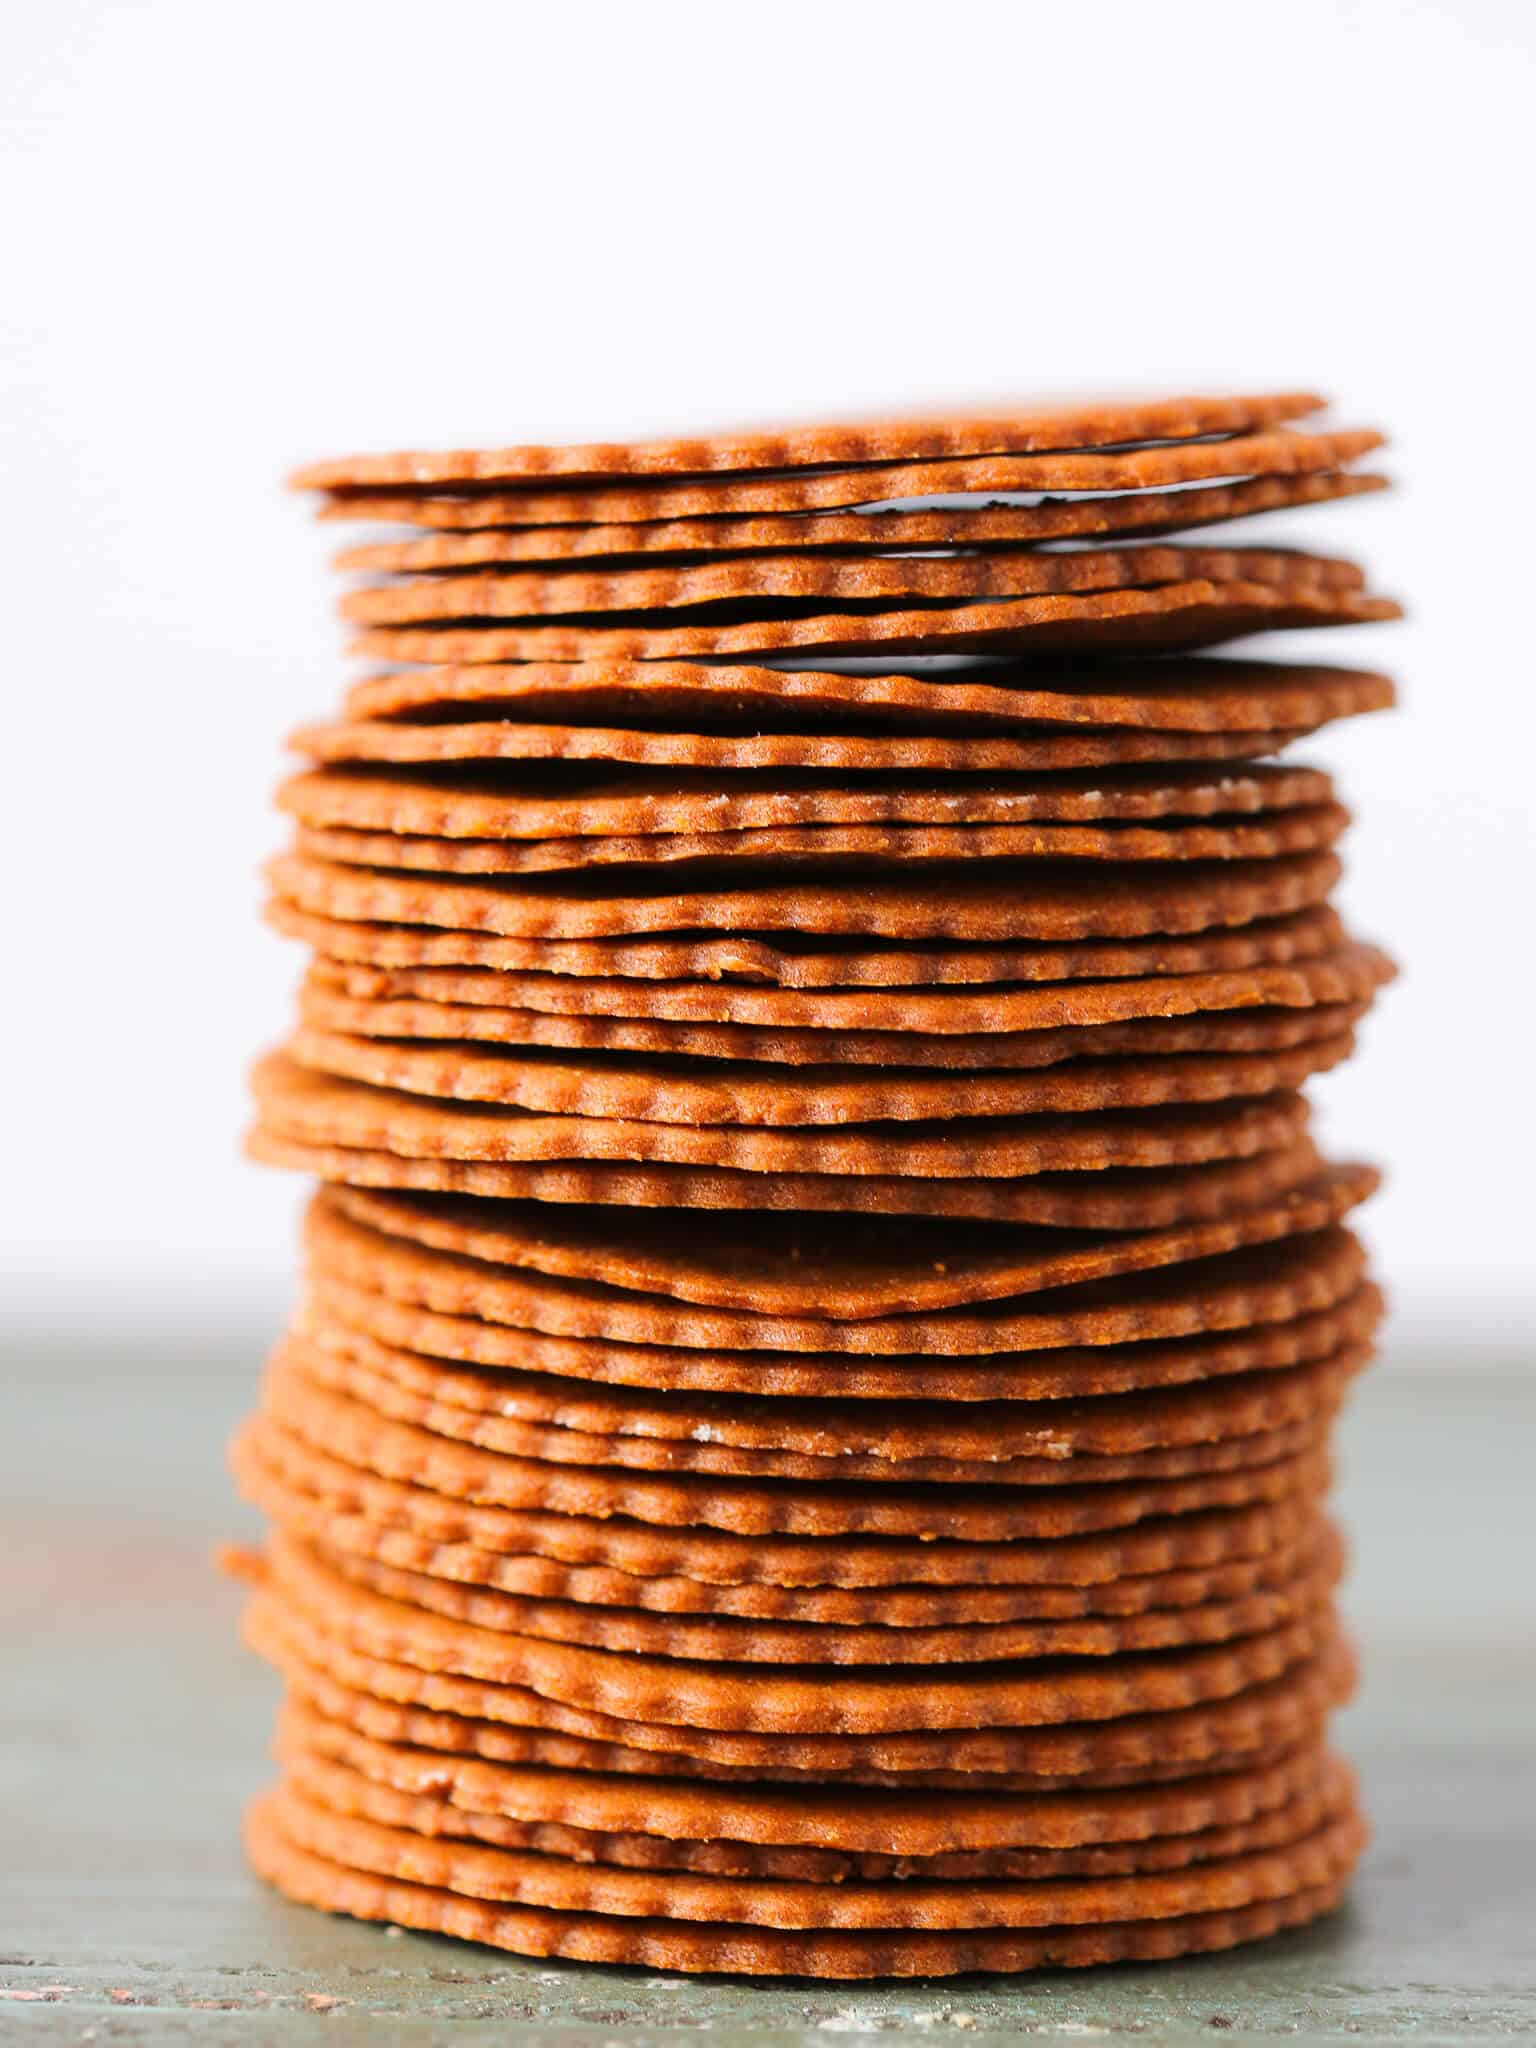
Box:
(3, 0, 1533, 1357)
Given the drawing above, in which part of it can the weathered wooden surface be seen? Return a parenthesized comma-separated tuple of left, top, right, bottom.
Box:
(2, 1325, 1532, 2043)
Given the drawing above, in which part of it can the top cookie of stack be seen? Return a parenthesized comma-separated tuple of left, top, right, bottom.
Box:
(237, 393, 1396, 1979)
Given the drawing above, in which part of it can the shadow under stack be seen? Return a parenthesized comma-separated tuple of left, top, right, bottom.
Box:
(231, 392, 1398, 1979)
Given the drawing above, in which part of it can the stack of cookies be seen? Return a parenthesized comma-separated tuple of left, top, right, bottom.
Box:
(232, 393, 1398, 1979)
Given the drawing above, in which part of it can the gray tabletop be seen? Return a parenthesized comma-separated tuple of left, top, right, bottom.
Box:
(3, 1323, 1532, 2044)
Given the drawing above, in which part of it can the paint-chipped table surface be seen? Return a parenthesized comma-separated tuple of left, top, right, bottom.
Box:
(3, 1324, 1532, 2045)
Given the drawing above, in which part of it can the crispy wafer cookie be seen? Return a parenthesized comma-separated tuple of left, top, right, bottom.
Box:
(285, 719, 1316, 778)
(274, 1715, 1353, 1880)
(302, 1180, 1375, 1336)
(241, 1581, 1357, 1778)
(276, 1737, 1353, 1882)
(297, 974, 1365, 1082)
(334, 471, 1387, 569)
(257, 1366, 1333, 1541)
(339, 544, 1364, 626)
(275, 1696, 1340, 1853)
(290, 1300, 1381, 1452)
(235, 1428, 1337, 1625)
(290, 1528, 1342, 1667)
(247, 1793, 1358, 1976)
(267, 847, 1345, 941)
(336, 655, 1395, 737)
(297, 942, 1392, 1034)
(311, 428, 1382, 532)
(289, 803, 1353, 879)
(278, 762, 1337, 841)
(307, 420, 1377, 520)
(281, 1023, 1340, 1134)
(252, 1536, 1340, 1737)
(261, 1769, 1363, 1930)
(295, 394, 1332, 487)
(276, 1310, 1368, 1474)
(354, 578, 1400, 665)
(274, 900, 1350, 986)
(256, 1050, 1312, 1169)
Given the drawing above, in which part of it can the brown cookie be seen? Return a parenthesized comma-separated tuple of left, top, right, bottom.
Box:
(246, 1790, 1356, 1975)
(288, 801, 1352, 878)
(260, 1131, 1341, 1229)
(310, 426, 1381, 531)
(337, 653, 1394, 738)
(234, 1426, 1335, 1624)
(297, 973, 1365, 1083)
(298, 943, 1392, 1037)
(275, 1733, 1355, 1881)
(257, 1775, 1365, 1929)
(280, 1311, 1365, 1474)
(285, 716, 1316, 777)
(294, 1530, 1341, 1667)
(352, 578, 1400, 666)
(291, 1301, 1380, 1456)
(269, 1336, 1361, 1489)
(275, 1693, 1340, 1855)
(339, 545, 1364, 627)
(277, 762, 1336, 841)
(293, 395, 1333, 489)
(256, 1370, 1332, 1541)
(302, 1183, 1375, 1342)
(244, 1590, 1356, 1781)
(305, 1223, 1379, 1403)
(252, 1536, 1340, 1737)
(265, 846, 1345, 941)
(253, 1050, 1314, 1176)
(334, 471, 1387, 570)
(281, 1024, 1339, 1138)
(271, 899, 1349, 988)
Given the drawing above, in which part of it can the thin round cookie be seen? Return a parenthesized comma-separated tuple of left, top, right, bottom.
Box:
(291, 1298, 1382, 1456)
(275, 1734, 1354, 1882)
(276, 1696, 1344, 1858)
(300, 1176, 1377, 1339)
(274, 1326, 1367, 1484)
(298, 1534, 1342, 1668)
(265, 846, 1345, 941)
(246, 1792, 1357, 1976)
(271, 1322, 1350, 1486)
(293, 394, 1333, 489)
(288, 802, 1352, 877)
(253, 1052, 1314, 1175)
(281, 1025, 1336, 1133)
(311, 426, 1382, 530)
(306, 420, 1375, 522)
(334, 471, 1388, 570)
(285, 716, 1317, 777)
(338, 544, 1364, 627)
(260, 1131, 1338, 1229)
(256, 1783, 1366, 1940)
(256, 1372, 1333, 1542)
(294, 943, 1392, 1033)
(238, 1421, 1328, 1590)
(352, 577, 1401, 666)
(337, 654, 1395, 738)
(233, 1426, 1335, 1624)
(241, 1587, 1357, 1780)
(255, 1537, 1339, 1736)
(297, 975, 1366, 1081)
(276, 762, 1337, 841)
(271, 899, 1350, 987)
